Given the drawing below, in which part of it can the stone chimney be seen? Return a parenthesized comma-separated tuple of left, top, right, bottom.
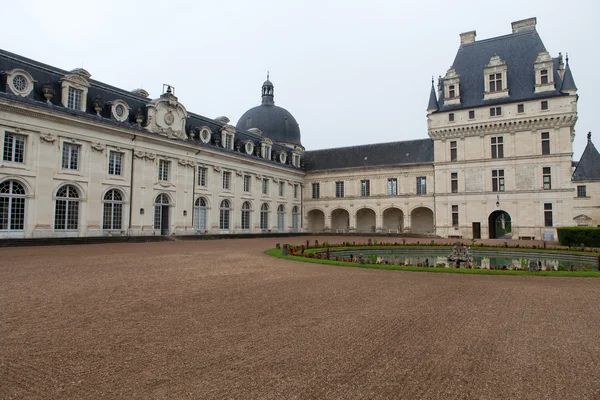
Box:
(511, 17, 537, 33)
(460, 30, 476, 44)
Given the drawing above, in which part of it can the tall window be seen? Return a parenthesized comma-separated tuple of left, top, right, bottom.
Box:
(292, 206, 300, 232)
(198, 167, 207, 187)
(279, 182, 285, 197)
(262, 178, 269, 195)
(0, 180, 25, 231)
(489, 73, 502, 92)
(224, 133, 234, 150)
(241, 201, 251, 230)
(293, 184, 299, 199)
(103, 189, 123, 230)
(312, 182, 320, 199)
(335, 181, 344, 198)
(451, 173, 458, 193)
(544, 203, 553, 227)
(194, 197, 207, 231)
(416, 177, 426, 195)
(277, 204, 285, 232)
(67, 87, 83, 110)
(387, 178, 398, 196)
(153, 194, 170, 231)
(541, 132, 550, 155)
(262, 144, 272, 160)
(490, 107, 502, 117)
(448, 85, 456, 98)
(450, 141, 457, 162)
(219, 200, 230, 230)
(158, 159, 170, 181)
(243, 175, 251, 192)
(62, 143, 80, 170)
(360, 180, 370, 197)
(260, 203, 269, 230)
(452, 205, 459, 227)
(108, 151, 123, 176)
(577, 185, 587, 198)
(3, 133, 25, 163)
(543, 167, 551, 190)
(222, 171, 232, 190)
(491, 137, 504, 159)
(55, 185, 79, 230)
(540, 69, 549, 85)
(492, 170, 505, 192)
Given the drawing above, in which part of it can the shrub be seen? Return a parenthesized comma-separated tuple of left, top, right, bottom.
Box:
(557, 227, 600, 247)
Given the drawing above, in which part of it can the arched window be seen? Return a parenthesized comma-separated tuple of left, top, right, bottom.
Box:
(103, 189, 124, 230)
(0, 180, 26, 231)
(260, 203, 269, 231)
(194, 197, 207, 231)
(219, 199, 230, 230)
(55, 185, 79, 230)
(292, 206, 300, 233)
(154, 193, 170, 231)
(277, 204, 285, 232)
(241, 201, 251, 230)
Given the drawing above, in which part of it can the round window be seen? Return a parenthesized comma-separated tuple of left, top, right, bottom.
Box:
(12, 75, 28, 92)
(115, 104, 125, 117)
(200, 129, 210, 143)
(279, 152, 287, 164)
(245, 141, 254, 155)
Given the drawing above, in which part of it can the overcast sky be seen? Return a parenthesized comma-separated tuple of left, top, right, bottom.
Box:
(4, 0, 598, 158)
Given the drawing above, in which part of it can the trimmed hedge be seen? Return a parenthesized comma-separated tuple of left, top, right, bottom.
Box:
(557, 227, 600, 247)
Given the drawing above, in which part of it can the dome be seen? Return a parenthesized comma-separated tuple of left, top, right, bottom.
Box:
(236, 77, 302, 147)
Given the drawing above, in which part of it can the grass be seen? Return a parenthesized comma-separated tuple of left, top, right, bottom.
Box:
(265, 248, 600, 278)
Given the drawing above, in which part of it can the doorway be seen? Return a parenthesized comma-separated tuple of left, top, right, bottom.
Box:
(488, 210, 512, 239)
(472, 222, 481, 239)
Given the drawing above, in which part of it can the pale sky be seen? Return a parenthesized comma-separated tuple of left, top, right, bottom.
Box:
(3, 0, 598, 159)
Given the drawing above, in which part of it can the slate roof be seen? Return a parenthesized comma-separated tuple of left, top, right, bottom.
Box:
(303, 139, 434, 172)
(572, 134, 600, 181)
(427, 81, 438, 111)
(436, 29, 569, 112)
(560, 61, 577, 91)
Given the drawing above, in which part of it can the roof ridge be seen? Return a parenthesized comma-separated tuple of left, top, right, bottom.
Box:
(305, 138, 432, 153)
(459, 29, 537, 48)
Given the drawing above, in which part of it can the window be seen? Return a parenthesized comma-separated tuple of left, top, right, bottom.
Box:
(260, 203, 269, 230)
(448, 85, 456, 98)
(540, 69, 549, 85)
(491, 137, 504, 159)
(541, 132, 550, 155)
(292, 206, 300, 232)
(219, 200, 230, 230)
(222, 171, 232, 190)
(194, 197, 207, 231)
(153, 194, 170, 231)
(490, 107, 502, 117)
(103, 189, 123, 230)
(224, 133, 234, 150)
(416, 177, 427, 195)
(3, 133, 25, 163)
(452, 205, 459, 227)
(312, 182, 320, 199)
(544, 203, 553, 227)
(54, 185, 79, 230)
(243, 175, 251, 192)
(241, 201, 251, 230)
(451, 173, 458, 193)
(279, 182, 285, 197)
(489, 73, 502, 92)
(449, 113, 455, 122)
(293, 184, 299, 199)
(67, 87, 83, 110)
(277, 204, 285, 232)
(360, 180, 370, 197)
(335, 181, 344, 198)
(262, 178, 269, 195)
(62, 143, 80, 170)
(450, 141, 457, 162)
(577, 185, 587, 198)
(468, 110, 475, 119)
(517, 104, 524, 113)
(0, 180, 26, 231)
(541, 100, 548, 111)
(543, 167, 551, 190)
(198, 167, 207, 187)
(158, 159, 170, 181)
(108, 151, 123, 176)
(387, 178, 397, 196)
(492, 170, 505, 192)
(262, 144, 272, 160)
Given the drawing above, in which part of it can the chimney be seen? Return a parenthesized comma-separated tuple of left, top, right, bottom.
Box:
(511, 17, 537, 33)
(460, 30, 476, 44)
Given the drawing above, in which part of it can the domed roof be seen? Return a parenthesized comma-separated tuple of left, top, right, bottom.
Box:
(236, 77, 302, 146)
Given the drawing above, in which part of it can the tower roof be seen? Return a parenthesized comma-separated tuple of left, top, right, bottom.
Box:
(560, 57, 577, 92)
(427, 78, 438, 112)
(572, 133, 600, 181)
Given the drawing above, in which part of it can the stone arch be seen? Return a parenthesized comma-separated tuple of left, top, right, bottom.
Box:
(0, 176, 33, 197)
(307, 208, 325, 233)
(382, 207, 404, 233)
(356, 207, 376, 233)
(488, 210, 512, 239)
(331, 208, 350, 233)
(410, 206, 434, 234)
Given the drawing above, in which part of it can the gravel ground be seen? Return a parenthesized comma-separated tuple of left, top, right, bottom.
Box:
(1, 236, 599, 400)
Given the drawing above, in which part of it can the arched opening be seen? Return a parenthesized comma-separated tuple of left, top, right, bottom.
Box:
(277, 204, 285, 232)
(103, 189, 124, 231)
(488, 210, 512, 239)
(0, 180, 26, 234)
(383, 207, 404, 233)
(241, 201, 251, 231)
(154, 193, 170, 235)
(260, 203, 269, 231)
(331, 208, 350, 233)
(55, 185, 80, 232)
(292, 206, 300, 232)
(356, 208, 376, 233)
(307, 209, 325, 233)
(219, 199, 231, 230)
(410, 207, 434, 234)
(194, 197, 208, 231)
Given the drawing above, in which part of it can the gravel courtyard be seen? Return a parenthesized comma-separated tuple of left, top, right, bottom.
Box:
(1, 236, 599, 399)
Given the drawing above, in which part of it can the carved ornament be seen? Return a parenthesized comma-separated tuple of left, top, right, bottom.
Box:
(40, 133, 56, 144)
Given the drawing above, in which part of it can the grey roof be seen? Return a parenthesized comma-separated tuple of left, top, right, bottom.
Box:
(303, 139, 434, 171)
(572, 134, 600, 181)
(560, 61, 577, 92)
(436, 29, 568, 112)
(427, 80, 438, 111)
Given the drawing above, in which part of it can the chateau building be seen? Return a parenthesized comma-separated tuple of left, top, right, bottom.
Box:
(0, 17, 598, 240)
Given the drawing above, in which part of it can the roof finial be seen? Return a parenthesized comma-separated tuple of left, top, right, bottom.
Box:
(431, 76, 434, 85)
(267, 70, 270, 81)
(566, 53, 569, 65)
(588, 131, 592, 142)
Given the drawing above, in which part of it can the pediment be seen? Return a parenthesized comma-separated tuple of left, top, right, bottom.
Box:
(486, 54, 506, 68)
(535, 51, 552, 64)
(61, 73, 90, 88)
(574, 214, 592, 223)
(145, 94, 188, 139)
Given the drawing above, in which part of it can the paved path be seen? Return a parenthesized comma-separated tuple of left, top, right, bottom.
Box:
(1, 236, 599, 399)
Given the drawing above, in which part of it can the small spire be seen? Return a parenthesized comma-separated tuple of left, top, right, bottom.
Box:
(566, 53, 569, 64)
(560, 54, 577, 93)
(588, 132, 592, 143)
(427, 77, 439, 112)
(267, 71, 270, 81)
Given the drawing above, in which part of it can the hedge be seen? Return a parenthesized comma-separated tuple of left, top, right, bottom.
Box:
(557, 227, 600, 247)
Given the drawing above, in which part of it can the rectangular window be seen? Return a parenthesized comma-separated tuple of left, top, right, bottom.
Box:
(222, 171, 231, 190)
(387, 178, 398, 196)
(262, 178, 269, 195)
(279, 182, 285, 197)
(449, 113, 455, 122)
(540, 69, 549, 85)
(360, 180, 370, 197)
(312, 182, 320, 199)
(158, 159, 170, 181)
(492, 169, 505, 192)
(262, 145, 271, 160)
(468, 110, 475, 119)
(518, 104, 524, 113)
(452, 205, 459, 227)
(67, 87, 83, 110)
(541, 132, 550, 155)
(335, 181, 344, 198)
(448, 85, 456, 98)
(491, 136, 504, 159)
(225, 134, 233, 150)
(490, 107, 502, 117)
(544, 203, 553, 227)
(541, 100, 548, 111)
(108, 151, 123, 176)
(577, 185, 587, 198)
(293, 184, 299, 199)
(416, 176, 427, 195)
(489, 73, 502, 92)
(451, 173, 458, 193)
(543, 167, 551, 190)
(243, 175, 251, 192)
(198, 167, 207, 186)
(62, 143, 80, 170)
(3, 133, 25, 163)
(450, 141, 457, 162)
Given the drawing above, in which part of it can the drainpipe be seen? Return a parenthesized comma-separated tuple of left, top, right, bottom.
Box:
(300, 183, 304, 232)
(432, 168, 437, 236)
(128, 135, 136, 235)
(191, 164, 196, 228)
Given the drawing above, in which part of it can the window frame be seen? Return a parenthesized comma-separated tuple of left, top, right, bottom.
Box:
(541, 132, 550, 155)
(544, 203, 553, 227)
(543, 167, 551, 190)
(517, 104, 524, 113)
(360, 179, 370, 197)
(387, 178, 398, 196)
(262, 178, 269, 195)
(492, 169, 505, 192)
(577, 185, 587, 198)
(108, 151, 123, 176)
(62, 142, 81, 171)
(222, 171, 232, 190)
(451, 205, 459, 227)
(489, 107, 502, 117)
(335, 181, 345, 198)
(3, 133, 26, 164)
(450, 141, 457, 162)
(468, 110, 475, 119)
(312, 182, 320, 199)
(488, 73, 503, 92)
(416, 176, 427, 195)
(491, 136, 504, 159)
(198, 167, 207, 187)
(243, 175, 251, 193)
(158, 159, 170, 182)
(541, 100, 548, 111)
(67, 86, 83, 111)
(279, 181, 285, 197)
(450, 172, 458, 193)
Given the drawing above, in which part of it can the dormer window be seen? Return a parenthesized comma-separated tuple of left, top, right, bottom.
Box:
(448, 85, 456, 98)
(261, 139, 273, 160)
(489, 73, 502, 92)
(60, 69, 90, 112)
(443, 68, 461, 106)
(5, 69, 36, 97)
(110, 100, 130, 122)
(220, 125, 235, 150)
(540, 69, 549, 85)
(534, 51, 555, 93)
(67, 87, 83, 110)
(291, 151, 301, 167)
(483, 55, 509, 100)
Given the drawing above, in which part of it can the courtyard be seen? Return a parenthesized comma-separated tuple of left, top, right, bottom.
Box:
(1, 236, 599, 399)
